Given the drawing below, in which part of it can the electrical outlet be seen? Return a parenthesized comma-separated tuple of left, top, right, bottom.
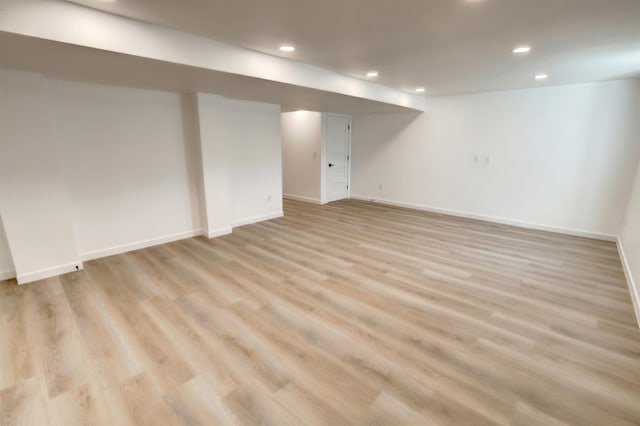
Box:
(267, 194, 272, 202)
(484, 156, 491, 165)
(379, 184, 383, 190)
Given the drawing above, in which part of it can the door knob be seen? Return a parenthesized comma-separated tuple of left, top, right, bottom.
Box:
(328, 163, 335, 167)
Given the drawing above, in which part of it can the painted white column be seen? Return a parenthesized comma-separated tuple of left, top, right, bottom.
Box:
(0, 70, 82, 284)
(196, 94, 233, 238)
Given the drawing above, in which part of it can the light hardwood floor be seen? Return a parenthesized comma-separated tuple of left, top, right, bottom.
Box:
(1, 199, 639, 425)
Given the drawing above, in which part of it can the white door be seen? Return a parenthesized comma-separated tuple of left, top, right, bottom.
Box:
(325, 115, 350, 202)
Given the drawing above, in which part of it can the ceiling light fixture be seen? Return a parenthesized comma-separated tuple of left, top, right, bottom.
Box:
(279, 45, 295, 52)
(535, 73, 548, 81)
(366, 71, 379, 78)
(512, 46, 531, 54)
(416, 87, 426, 93)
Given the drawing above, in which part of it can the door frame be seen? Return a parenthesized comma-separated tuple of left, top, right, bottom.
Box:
(321, 113, 352, 204)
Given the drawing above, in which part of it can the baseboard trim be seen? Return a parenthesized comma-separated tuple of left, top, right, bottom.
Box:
(207, 227, 233, 239)
(80, 230, 202, 262)
(283, 194, 324, 205)
(231, 211, 284, 228)
(0, 269, 16, 281)
(617, 237, 640, 329)
(350, 195, 617, 242)
(18, 261, 84, 285)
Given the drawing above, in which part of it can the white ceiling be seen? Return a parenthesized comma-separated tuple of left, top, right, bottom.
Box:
(66, 0, 640, 96)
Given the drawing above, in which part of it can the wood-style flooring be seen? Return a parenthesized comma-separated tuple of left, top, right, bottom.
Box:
(1, 199, 639, 425)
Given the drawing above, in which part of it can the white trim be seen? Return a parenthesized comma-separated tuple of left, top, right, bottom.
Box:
(350, 195, 617, 242)
(207, 227, 233, 239)
(347, 116, 352, 198)
(18, 261, 84, 285)
(617, 237, 640, 329)
(283, 194, 324, 205)
(231, 211, 284, 228)
(0, 269, 16, 281)
(320, 113, 327, 205)
(80, 229, 202, 261)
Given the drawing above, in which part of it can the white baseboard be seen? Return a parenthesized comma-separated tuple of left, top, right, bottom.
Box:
(283, 194, 324, 205)
(617, 237, 640, 329)
(207, 227, 233, 239)
(350, 195, 617, 242)
(80, 229, 202, 262)
(18, 261, 84, 285)
(231, 211, 284, 228)
(0, 269, 16, 281)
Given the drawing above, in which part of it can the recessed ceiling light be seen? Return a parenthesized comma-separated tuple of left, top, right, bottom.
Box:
(513, 46, 531, 54)
(416, 87, 426, 93)
(535, 73, 548, 81)
(279, 45, 295, 52)
(366, 71, 379, 78)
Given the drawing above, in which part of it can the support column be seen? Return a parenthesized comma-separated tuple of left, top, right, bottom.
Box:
(195, 94, 233, 238)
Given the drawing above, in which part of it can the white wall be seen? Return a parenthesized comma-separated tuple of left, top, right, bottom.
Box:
(0, 69, 285, 282)
(51, 82, 284, 259)
(620, 156, 640, 323)
(0, 70, 82, 283)
(281, 111, 323, 203)
(49, 80, 202, 260)
(224, 99, 283, 226)
(352, 80, 640, 238)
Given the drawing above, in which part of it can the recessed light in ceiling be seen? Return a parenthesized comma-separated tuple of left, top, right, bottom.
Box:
(535, 73, 548, 81)
(366, 71, 379, 78)
(513, 46, 531, 54)
(279, 45, 295, 52)
(416, 87, 426, 93)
